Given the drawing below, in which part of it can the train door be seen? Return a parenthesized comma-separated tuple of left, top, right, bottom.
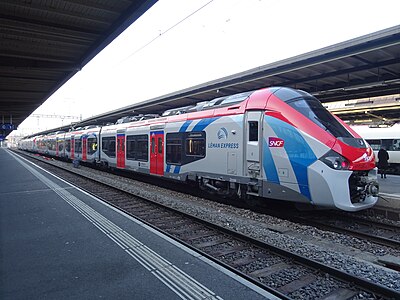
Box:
(150, 131, 164, 176)
(82, 136, 87, 161)
(245, 111, 263, 178)
(71, 137, 75, 160)
(116, 133, 125, 169)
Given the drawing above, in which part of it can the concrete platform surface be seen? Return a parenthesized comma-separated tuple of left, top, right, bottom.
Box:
(375, 175, 400, 210)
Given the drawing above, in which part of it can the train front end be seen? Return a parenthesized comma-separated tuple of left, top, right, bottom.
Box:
(262, 87, 379, 211)
(308, 142, 379, 211)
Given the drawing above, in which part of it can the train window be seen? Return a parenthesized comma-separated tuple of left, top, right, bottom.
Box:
(151, 138, 155, 154)
(393, 139, 400, 151)
(382, 139, 399, 151)
(127, 138, 136, 159)
(48, 140, 56, 151)
(87, 137, 97, 155)
(75, 138, 82, 154)
(167, 132, 206, 165)
(102, 137, 116, 158)
(127, 135, 148, 161)
(282, 92, 352, 139)
(65, 139, 71, 152)
(158, 137, 163, 154)
(137, 137, 149, 161)
(249, 121, 258, 141)
(366, 139, 381, 151)
(166, 134, 182, 165)
(186, 137, 205, 157)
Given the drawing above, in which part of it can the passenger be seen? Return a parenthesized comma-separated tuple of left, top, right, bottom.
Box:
(378, 146, 389, 179)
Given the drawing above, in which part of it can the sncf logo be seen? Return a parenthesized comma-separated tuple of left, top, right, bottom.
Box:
(269, 137, 284, 147)
(361, 152, 372, 162)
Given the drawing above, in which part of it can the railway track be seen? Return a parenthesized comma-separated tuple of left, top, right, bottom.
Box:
(16, 151, 400, 300)
(293, 212, 400, 250)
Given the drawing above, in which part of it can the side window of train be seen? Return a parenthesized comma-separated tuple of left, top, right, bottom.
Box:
(75, 138, 82, 154)
(366, 139, 381, 151)
(87, 137, 97, 154)
(65, 139, 71, 152)
(185, 133, 205, 157)
(158, 137, 163, 154)
(151, 137, 155, 154)
(102, 137, 116, 158)
(48, 140, 55, 151)
(138, 136, 149, 161)
(393, 139, 400, 151)
(166, 133, 182, 165)
(127, 134, 148, 161)
(382, 139, 400, 151)
(367, 139, 400, 151)
(249, 121, 258, 142)
(166, 132, 206, 165)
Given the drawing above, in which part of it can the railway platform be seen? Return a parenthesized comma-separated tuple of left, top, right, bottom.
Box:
(373, 175, 400, 220)
(0, 148, 278, 300)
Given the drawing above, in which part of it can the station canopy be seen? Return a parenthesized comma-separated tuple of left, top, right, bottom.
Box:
(65, 24, 400, 131)
(0, 0, 157, 138)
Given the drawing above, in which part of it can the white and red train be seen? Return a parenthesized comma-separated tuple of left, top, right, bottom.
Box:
(19, 87, 379, 211)
(352, 124, 400, 175)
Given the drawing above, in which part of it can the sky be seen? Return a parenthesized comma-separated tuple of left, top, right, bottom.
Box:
(11, 0, 400, 136)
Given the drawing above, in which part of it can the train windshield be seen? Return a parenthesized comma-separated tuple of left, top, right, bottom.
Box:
(274, 88, 352, 138)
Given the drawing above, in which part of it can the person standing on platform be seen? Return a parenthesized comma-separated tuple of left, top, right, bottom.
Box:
(378, 146, 389, 179)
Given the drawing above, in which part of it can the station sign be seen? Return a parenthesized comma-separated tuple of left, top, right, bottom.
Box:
(1, 123, 16, 130)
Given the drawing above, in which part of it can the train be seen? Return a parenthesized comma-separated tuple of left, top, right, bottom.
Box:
(352, 124, 400, 174)
(19, 87, 379, 211)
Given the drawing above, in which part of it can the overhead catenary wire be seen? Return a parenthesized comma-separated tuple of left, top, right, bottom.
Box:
(121, 0, 215, 63)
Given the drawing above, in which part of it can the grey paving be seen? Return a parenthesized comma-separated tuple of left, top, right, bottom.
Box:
(376, 175, 400, 210)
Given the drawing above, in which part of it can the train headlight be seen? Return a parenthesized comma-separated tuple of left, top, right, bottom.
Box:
(320, 150, 350, 170)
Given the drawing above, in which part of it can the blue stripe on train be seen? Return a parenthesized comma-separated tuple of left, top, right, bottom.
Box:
(265, 116, 317, 200)
(192, 117, 219, 132)
(179, 120, 193, 132)
(165, 165, 181, 174)
(172, 117, 220, 175)
(262, 138, 280, 184)
(174, 166, 181, 174)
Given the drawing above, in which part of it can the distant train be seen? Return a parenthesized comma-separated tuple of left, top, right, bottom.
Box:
(352, 124, 400, 174)
(19, 87, 379, 211)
